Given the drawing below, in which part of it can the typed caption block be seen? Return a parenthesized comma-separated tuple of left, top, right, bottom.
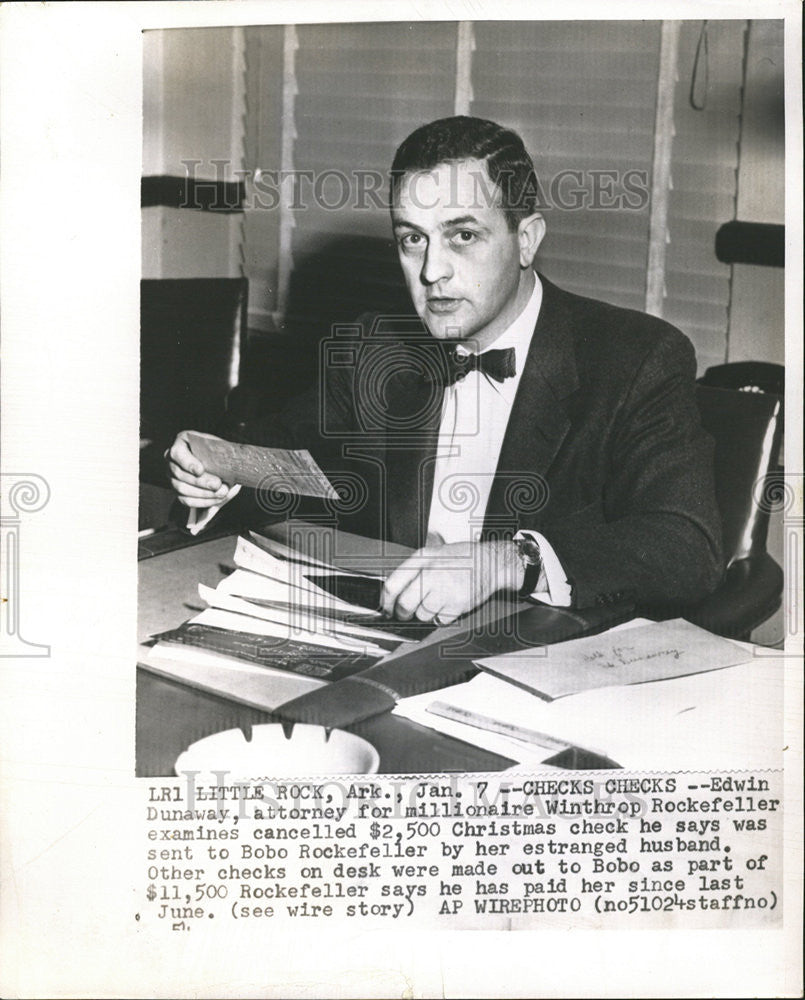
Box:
(140, 771, 782, 930)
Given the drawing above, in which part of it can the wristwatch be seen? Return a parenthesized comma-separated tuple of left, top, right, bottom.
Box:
(513, 532, 543, 598)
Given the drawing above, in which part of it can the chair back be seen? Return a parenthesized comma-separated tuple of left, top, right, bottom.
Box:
(695, 384, 782, 566)
(698, 360, 784, 396)
(140, 278, 247, 444)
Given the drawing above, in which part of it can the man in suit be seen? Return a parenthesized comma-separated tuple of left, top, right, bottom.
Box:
(167, 115, 723, 623)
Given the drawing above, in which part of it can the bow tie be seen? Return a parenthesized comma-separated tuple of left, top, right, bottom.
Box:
(438, 345, 517, 386)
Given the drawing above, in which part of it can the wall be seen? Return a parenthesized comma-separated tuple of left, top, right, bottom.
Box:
(728, 19, 785, 366)
(142, 26, 244, 279)
(663, 20, 745, 374)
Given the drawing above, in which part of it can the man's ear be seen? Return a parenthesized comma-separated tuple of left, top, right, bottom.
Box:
(517, 213, 546, 268)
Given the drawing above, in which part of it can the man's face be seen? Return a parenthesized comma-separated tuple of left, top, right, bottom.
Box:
(391, 159, 533, 349)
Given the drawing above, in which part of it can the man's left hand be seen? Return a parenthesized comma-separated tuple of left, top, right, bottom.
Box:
(380, 540, 525, 624)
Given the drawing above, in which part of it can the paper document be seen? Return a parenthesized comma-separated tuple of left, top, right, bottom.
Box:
(141, 641, 325, 710)
(233, 537, 386, 615)
(476, 618, 752, 700)
(233, 536, 331, 588)
(232, 537, 374, 602)
(223, 594, 428, 643)
(394, 654, 784, 771)
(186, 606, 384, 656)
(248, 530, 381, 577)
(198, 584, 397, 653)
(153, 610, 381, 681)
(216, 567, 373, 618)
(186, 432, 338, 498)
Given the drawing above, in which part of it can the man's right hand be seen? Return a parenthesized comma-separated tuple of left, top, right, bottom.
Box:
(166, 430, 232, 508)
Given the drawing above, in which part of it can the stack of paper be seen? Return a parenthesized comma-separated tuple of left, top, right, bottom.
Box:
(394, 620, 784, 771)
(141, 532, 411, 710)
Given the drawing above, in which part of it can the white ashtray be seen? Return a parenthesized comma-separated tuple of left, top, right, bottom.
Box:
(174, 723, 380, 778)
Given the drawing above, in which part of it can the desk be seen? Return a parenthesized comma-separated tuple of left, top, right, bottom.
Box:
(137, 531, 517, 776)
(137, 524, 784, 777)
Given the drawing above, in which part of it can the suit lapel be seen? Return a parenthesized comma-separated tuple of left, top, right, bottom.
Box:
(484, 276, 580, 535)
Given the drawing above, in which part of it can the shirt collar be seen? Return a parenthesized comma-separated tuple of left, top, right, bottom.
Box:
(456, 272, 542, 370)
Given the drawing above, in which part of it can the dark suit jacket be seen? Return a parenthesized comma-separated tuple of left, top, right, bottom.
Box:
(225, 275, 723, 611)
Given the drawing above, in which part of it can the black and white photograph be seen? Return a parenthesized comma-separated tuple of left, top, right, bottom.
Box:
(0, 3, 801, 998)
(137, 17, 789, 777)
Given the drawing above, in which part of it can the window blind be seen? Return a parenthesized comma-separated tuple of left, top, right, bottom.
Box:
(288, 22, 456, 330)
(242, 26, 285, 329)
(471, 21, 661, 313)
(240, 18, 748, 364)
(662, 19, 746, 372)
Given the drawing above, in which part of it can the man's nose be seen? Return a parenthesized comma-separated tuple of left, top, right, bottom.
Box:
(420, 242, 453, 285)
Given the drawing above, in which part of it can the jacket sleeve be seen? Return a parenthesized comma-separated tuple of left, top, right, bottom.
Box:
(542, 331, 724, 611)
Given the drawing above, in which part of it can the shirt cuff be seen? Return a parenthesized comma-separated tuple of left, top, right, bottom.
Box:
(514, 529, 572, 607)
(186, 484, 241, 536)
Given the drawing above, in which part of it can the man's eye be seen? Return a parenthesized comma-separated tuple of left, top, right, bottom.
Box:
(451, 230, 477, 246)
(400, 233, 424, 249)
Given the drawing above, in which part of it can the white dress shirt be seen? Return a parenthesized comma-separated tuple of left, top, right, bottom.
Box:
(425, 273, 571, 605)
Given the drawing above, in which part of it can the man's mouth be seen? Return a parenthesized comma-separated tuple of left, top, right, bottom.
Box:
(426, 296, 462, 314)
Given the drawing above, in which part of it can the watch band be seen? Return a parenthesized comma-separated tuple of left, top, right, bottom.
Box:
(514, 533, 543, 598)
(519, 560, 542, 598)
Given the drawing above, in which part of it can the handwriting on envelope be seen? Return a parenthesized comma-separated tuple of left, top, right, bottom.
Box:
(186, 432, 338, 499)
(475, 618, 753, 700)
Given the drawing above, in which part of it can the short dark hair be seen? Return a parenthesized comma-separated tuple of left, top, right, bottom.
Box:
(389, 115, 541, 231)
